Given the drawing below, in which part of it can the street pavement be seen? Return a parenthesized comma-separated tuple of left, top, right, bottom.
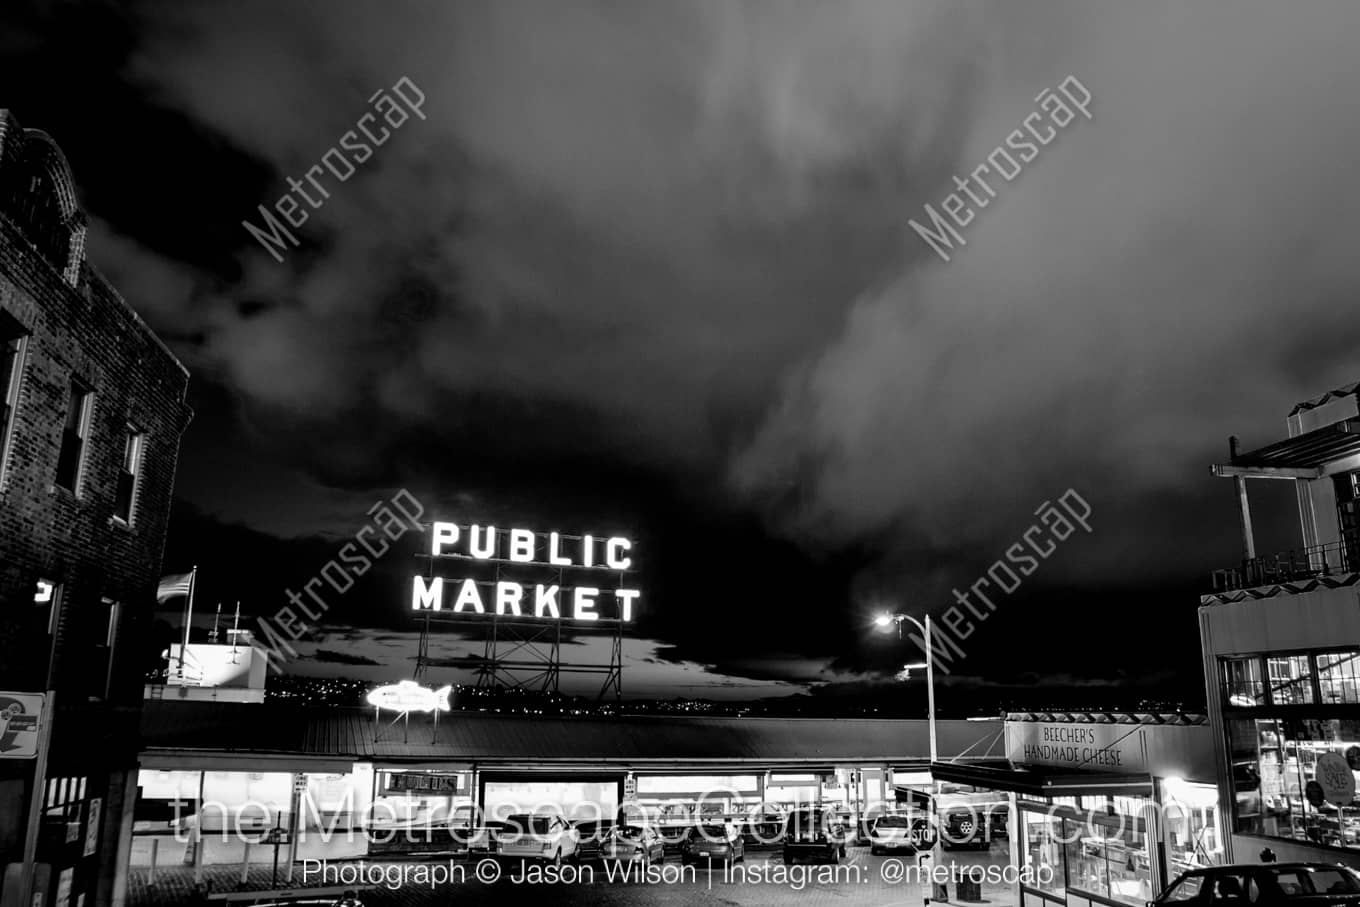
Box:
(127, 843, 1021, 907)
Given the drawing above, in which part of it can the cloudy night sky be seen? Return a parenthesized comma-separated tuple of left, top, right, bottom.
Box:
(5, 0, 1359, 710)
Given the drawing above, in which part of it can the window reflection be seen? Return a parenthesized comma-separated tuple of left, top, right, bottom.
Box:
(1223, 656, 1264, 706)
(1022, 810, 1065, 897)
(1318, 652, 1360, 705)
(1065, 826, 1152, 906)
(1230, 717, 1360, 849)
(1267, 654, 1315, 705)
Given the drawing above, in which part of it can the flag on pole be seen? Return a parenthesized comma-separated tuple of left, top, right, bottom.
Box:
(156, 572, 194, 602)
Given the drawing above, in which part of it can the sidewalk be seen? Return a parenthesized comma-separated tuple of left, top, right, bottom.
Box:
(127, 865, 383, 907)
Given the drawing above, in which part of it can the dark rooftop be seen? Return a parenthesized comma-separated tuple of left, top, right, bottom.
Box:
(140, 700, 1004, 770)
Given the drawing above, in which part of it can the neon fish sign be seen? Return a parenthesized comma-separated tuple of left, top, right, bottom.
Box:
(366, 680, 452, 714)
(412, 522, 641, 622)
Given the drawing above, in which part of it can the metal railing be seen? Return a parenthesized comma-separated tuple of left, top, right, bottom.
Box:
(1210, 529, 1360, 593)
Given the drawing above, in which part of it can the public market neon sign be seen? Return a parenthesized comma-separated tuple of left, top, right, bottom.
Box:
(411, 522, 641, 622)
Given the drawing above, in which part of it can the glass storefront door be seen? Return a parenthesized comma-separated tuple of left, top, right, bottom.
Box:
(1019, 800, 1154, 907)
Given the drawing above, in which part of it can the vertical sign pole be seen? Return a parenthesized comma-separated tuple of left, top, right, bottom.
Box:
(19, 691, 55, 907)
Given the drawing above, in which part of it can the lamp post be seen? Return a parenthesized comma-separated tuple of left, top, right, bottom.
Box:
(875, 611, 946, 901)
(873, 612, 937, 768)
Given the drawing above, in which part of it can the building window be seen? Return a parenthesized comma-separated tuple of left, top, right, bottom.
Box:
(114, 429, 144, 524)
(1163, 781, 1225, 872)
(1222, 656, 1265, 707)
(1335, 472, 1360, 573)
(1021, 809, 1067, 898)
(1064, 824, 1152, 905)
(1267, 654, 1315, 705)
(1228, 717, 1360, 849)
(41, 775, 89, 853)
(54, 382, 92, 493)
(1318, 651, 1360, 704)
(0, 319, 26, 482)
(92, 598, 120, 701)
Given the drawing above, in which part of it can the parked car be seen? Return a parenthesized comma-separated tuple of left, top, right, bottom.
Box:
(869, 814, 934, 856)
(451, 821, 505, 854)
(939, 808, 999, 850)
(741, 814, 786, 848)
(571, 819, 614, 862)
(1150, 863, 1360, 907)
(782, 808, 847, 866)
(601, 825, 665, 867)
(494, 814, 579, 864)
(680, 824, 745, 866)
(658, 824, 692, 856)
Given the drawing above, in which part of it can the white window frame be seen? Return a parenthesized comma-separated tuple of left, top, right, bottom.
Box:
(113, 428, 144, 526)
(56, 383, 94, 496)
(0, 333, 27, 488)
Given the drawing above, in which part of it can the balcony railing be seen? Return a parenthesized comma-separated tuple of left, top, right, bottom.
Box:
(1210, 528, 1360, 593)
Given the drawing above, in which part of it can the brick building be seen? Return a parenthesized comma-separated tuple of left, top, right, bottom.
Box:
(0, 111, 191, 906)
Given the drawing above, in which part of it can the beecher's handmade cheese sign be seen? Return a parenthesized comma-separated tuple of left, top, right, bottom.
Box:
(1006, 721, 1146, 772)
(412, 522, 641, 623)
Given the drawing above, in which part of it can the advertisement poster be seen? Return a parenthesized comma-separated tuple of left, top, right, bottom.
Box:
(0, 692, 45, 759)
(83, 799, 102, 857)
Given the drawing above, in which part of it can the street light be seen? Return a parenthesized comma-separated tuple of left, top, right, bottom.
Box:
(873, 611, 938, 776)
(876, 610, 946, 901)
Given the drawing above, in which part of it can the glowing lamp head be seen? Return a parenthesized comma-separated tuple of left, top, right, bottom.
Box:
(874, 613, 894, 628)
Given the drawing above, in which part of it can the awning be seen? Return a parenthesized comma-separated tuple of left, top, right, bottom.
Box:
(929, 760, 1152, 798)
(1215, 420, 1360, 475)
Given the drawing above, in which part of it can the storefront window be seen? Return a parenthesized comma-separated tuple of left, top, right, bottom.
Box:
(1267, 654, 1315, 705)
(1163, 781, 1224, 873)
(1021, 809, 1066, 898)
(1317, 651, 1360, 704)
(1064, 822, 1152, 906)
(1228, 717, 1360, 850)
(1223, 656, 1265, 707)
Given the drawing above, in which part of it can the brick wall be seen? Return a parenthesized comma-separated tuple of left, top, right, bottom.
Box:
(0, 110, 192, 905)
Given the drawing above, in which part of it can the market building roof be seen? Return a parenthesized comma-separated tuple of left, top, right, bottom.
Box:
(140, 700, 1004, 773)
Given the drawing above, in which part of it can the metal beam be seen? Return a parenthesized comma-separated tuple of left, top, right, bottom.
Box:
(1321, 451, 1360, 478)
(1211, 464, 1322, 480)
(1229, 437, 1257, 561)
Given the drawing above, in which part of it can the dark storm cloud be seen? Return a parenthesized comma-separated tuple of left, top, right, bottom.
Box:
(308, 649, 383, 667)
(93, 0, 986, 480)
(105, 0, 1360, 566)
(734, 1, 1360, 570)
(47, 0, 1360, 695)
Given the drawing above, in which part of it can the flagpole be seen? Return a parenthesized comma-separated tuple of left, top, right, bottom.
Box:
(178, 565, 197, 683)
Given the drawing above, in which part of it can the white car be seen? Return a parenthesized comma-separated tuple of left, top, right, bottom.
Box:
(869, 815, 934, 855)
(496, 814, 579, 864)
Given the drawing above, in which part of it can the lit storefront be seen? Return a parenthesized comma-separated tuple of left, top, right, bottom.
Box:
(1199, 376, 1360, 866)
(131, 698, 1006, 874)
(933, 712, 1224, 907)
(1220, 648, 1360, 854)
